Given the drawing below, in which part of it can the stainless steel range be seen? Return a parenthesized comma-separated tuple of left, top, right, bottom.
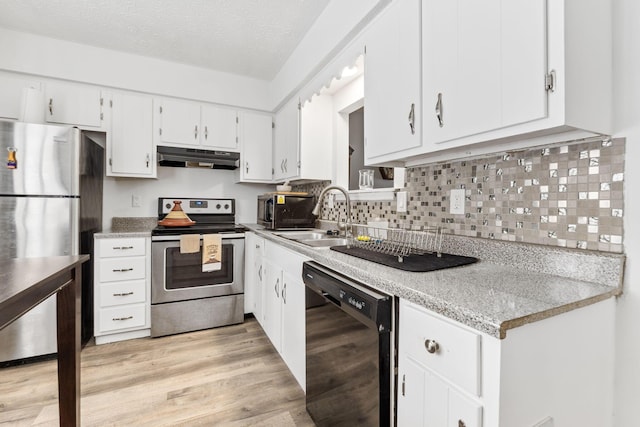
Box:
(151, 197, 245, 337)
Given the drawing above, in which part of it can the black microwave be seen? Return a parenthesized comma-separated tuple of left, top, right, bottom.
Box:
(257, 194, 316, 229)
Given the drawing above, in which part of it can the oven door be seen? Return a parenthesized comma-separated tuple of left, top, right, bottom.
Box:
(151, 235, 244, 304)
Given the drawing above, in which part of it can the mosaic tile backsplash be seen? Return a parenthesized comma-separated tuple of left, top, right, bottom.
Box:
(296, 137, 625, 253)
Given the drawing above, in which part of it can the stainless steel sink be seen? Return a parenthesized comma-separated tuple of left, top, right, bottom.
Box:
(273, 230, 329, 240)
(273, 229, 347, 248)
(297, 238, 349, 248)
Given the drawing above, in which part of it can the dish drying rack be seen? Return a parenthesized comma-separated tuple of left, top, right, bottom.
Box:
(348, 224, 445, 262)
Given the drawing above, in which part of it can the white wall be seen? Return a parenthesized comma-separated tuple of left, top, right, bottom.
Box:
(612, 0, 640, 425)
(269, 0, 388, 110)
(103, 168, 272, 225)
(0, 27, 270, 110)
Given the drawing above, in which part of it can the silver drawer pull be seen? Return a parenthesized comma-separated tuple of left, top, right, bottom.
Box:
(425, 339, 440, 354)
(113, 246, 134, 250)
(112, 268, 134, 272)
(113, 291, 134, 296)
(112, 316, 133, 321)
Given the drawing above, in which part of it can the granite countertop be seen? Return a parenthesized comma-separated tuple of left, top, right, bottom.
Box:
(244, 224, 624, 339)
(95, 217, 157, 238)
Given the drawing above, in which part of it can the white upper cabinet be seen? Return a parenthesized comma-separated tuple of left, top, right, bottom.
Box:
(364, 0, 612, 165)
(298, 94, 333, 182)
(364, 0, 421, 165)
(273, 97, 300, 182)
(0, 74, 43, 121)
(157, 98, 200, 146)
(423, 0, 547, 145)
(273, 95, 333, 183)
(201, 104, 238, 150)
(155, 98, 239, 151)
(44, 81, 104, 128)
(107, 92, 155, 178)
(238, 111, 273, 182)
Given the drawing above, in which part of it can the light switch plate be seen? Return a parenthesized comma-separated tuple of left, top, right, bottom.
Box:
(132, 194, 141, 208)
(397, 191, 407, 213)
(450, 189, 465, 214)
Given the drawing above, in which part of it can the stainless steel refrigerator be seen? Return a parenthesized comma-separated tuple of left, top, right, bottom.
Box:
(0, 120, 103, 364)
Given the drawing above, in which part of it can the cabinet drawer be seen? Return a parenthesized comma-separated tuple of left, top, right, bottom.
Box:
(99, 256, 146, 282)
(401, 300, 481, 396)
(99, 280, 146, 307)
(99, 238, 146, 257)
(98, 304, 146, 333)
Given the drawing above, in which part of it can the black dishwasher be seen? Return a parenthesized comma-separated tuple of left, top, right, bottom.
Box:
(303, 261, 394, 427)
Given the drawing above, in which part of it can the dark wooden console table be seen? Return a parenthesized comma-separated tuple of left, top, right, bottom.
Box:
(0, 255, 89, 427)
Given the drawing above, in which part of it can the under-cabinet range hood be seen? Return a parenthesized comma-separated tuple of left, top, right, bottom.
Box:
(157, 145, 240, 169)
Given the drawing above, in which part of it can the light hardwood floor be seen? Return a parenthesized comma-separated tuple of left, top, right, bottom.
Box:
(0, 317, 315, 426)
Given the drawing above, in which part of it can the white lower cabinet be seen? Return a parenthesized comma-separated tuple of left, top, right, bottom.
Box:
(94, 236, 151, 345)
(243, 232, 265, 322)
(254, 239, 308, 390)
(398, 299, 483, 427)
(398, 298, 616, 427)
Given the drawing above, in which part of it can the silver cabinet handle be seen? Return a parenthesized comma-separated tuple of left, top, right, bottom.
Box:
(435, 93, 444, 127)
(112, 316, 133, 321)
(425, 339, 440, 354)
(280, 159, 284, 173)
(204, 126, 208, 140)
(112, 246, 134, 250)
(194, 125, 198, 139)
(246, 162, 249, 174)
(112, 268, 133, 272)
(408, 103, 416, 135)
(48, 98, 53, 115)
(274, 278, 279, 297)
(113, 291, 134, 296)
(146, 153, 150, 168)
(258, 265, 262, 281)
(282, 282, 287, 304)
(284, 158, 288, 172)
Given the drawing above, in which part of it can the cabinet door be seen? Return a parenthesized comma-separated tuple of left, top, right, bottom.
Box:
(45, 82, 102, 127)
(500, 0, 547, 127)
(423, 0, 501, 145)
(0, 75, 41, 120)
(397, 356, 427, 426)
(158, 98, 200, 146)
(243, 233, 258, 315)
(244, 233, 265, 320)
(108, 92, 155, 177)
(423, 0, 547, 146)
(262, 258, 282, 350)
(239, 111, 273, 182)
(273, 98, 299, 181)
(364, 0, 421, 162)
(280, 270, 305, 389)
(201, 104, 238, 150)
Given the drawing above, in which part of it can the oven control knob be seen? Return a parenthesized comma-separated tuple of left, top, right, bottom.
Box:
(165, 203, 172, 209)
(224, 204, 230, 210)
(216, 204, 222, 209)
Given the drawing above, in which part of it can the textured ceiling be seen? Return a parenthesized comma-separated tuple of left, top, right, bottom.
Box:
(0, 0, 330, 80)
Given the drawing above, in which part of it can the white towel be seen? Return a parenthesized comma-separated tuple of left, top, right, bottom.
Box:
(202, 234, 222, 272)
(180, 234, 200, 254)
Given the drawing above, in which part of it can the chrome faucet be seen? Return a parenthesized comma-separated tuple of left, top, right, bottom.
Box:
(312, 185, 352, 238)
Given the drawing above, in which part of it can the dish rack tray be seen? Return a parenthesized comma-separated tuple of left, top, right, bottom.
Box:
(348, 224, 444, 262)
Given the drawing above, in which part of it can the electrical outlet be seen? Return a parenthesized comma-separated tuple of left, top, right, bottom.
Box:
(396, 191, 407, 213)
(132, 194, 141, 208)
(449, 189, 465, 214)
